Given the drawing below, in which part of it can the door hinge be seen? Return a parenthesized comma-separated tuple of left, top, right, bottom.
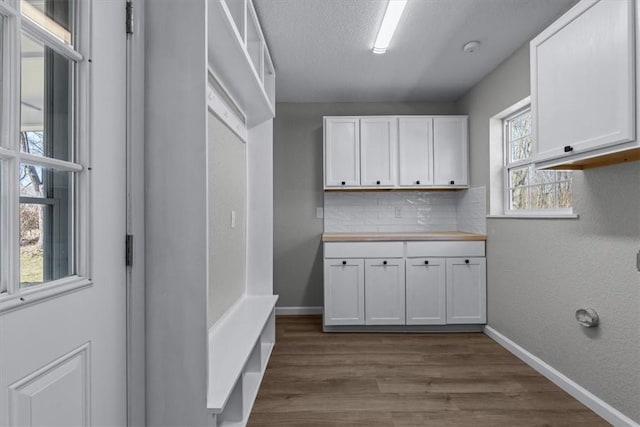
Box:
(126, 234, 134, 267)
(126, 1, 134, 35)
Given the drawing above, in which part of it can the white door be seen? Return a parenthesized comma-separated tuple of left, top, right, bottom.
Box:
(398, 117, 433, 187)
(324, 117, 360, 187)
(360, 118, 397, 187)
(365, 258, 405, 325)
(0, 1, 128, 426)
(323, 259, 365, 325)
(406, 258, 446, 325)
(433, 117, 468, 186)
(446, 258, 486, 324)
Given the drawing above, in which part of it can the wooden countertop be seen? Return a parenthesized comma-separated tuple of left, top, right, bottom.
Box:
(322, 232, 486, 242)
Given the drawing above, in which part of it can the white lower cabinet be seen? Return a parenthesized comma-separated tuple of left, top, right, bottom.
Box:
(405, 258, 446, 325)
(446, 258, 486, 324)
(323, 258, 365, 325)
(365, 259, 405, 325)
(323, 241, 486, 328)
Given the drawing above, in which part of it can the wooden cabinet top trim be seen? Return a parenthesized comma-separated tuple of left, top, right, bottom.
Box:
(322, 232, 486, 242)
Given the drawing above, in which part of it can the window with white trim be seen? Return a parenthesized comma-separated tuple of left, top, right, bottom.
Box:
(1, 0, 87, 299)
(504, 107, 572, 214)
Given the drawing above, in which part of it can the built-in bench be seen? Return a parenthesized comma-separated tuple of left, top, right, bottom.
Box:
(208, 295, 278, 426)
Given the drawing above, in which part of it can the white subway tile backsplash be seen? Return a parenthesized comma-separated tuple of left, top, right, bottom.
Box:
(324, 187, 486, 234)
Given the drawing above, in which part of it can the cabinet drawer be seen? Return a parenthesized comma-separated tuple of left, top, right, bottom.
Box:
(406, 241, 484, 257)
(324, 242, 404, 259)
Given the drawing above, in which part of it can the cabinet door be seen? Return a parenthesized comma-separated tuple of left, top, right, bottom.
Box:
(324, 118, 360, 187)
(324, 259, 365, 325)
(365, 259, 405, 325)
(531, 0, 635, 163)
(324, 259, 364, 325)
(360, 118, 397, 187)
(405, 258, 446, 325)
(446, 258, 486, 324)
(433, 117, 468, 186)
(398, 117, 434, 186)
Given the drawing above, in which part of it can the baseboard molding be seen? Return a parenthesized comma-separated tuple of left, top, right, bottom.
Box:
(275, 306, 323, 316)
(484, 326, 639, 427)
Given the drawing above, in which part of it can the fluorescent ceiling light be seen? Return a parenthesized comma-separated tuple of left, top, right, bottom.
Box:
(373, 0, 408, 54)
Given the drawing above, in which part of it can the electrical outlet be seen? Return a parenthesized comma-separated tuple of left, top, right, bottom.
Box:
(395, 207, 402, 218)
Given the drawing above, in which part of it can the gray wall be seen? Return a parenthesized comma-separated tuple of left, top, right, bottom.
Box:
(457, 43, 640, 422)
(208, 113, 247, 327)
(273, 102, 458, 308)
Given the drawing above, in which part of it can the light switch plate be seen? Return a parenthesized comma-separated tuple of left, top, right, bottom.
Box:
(316, 207, 324, 219)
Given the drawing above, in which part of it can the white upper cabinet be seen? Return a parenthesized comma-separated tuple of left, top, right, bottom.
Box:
(360, 118, 397, 187)
(398, 117, 434, 187)
(324, 115, 468, 189)
(324, 117, 361, 187)
(433, 117, 469, 186)
(531, 0, 639, 168)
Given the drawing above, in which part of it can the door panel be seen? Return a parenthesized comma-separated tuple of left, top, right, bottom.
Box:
(399, 117, 433, 186)
(324, 118, 360, 187)
(360, 118, 397, 186)
(365, 258, 405, 325)
(406, 258, 446, 325)
(433, 117, 468, 186)
(446, 258, 486, 324)
(323, 259, 365, 325)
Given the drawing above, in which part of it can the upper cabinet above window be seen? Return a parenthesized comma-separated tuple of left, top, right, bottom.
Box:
(531, 0, 640, 170)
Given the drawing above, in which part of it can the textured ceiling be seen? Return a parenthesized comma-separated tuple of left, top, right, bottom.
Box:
(253, 0, 576, 103)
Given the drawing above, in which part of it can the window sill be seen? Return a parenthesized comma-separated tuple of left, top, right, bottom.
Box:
(487, 213, 579, 220)
(0, 276, 93, 314)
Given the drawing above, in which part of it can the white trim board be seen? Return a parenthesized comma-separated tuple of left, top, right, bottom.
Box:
(275, 306, 323, 315)
(484, 326, 639, 427)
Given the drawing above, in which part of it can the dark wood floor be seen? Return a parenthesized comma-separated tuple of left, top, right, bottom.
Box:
(248, 315, 608, 427)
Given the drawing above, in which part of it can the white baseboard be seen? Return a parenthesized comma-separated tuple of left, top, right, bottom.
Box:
(484, 326, 639, 427)
(275, 306, 323, 316)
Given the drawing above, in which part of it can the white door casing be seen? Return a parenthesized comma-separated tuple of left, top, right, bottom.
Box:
(0, 1, 128, 426)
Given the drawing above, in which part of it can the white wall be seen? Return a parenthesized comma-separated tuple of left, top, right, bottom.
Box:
(457, 42, 640, 423)
(145, 1, 211, 425)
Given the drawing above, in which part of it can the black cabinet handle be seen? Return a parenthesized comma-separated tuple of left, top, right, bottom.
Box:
(341, 181, 346, 185)
(376, 180, 381, 185)
(342, 260, 347, 265)
(564, 145, 574, 153)
(383, 260, 387, 265)
(416, 180, 420, 185)
(450, 180, 455, 185)
(465, 259, 470, 264)
(424, 260, 429, 265)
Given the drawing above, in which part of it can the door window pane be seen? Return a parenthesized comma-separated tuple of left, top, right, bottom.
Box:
(21, 0, 74, 45)
(20, 164, 73, 287)
(21, 33, 73, 162)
